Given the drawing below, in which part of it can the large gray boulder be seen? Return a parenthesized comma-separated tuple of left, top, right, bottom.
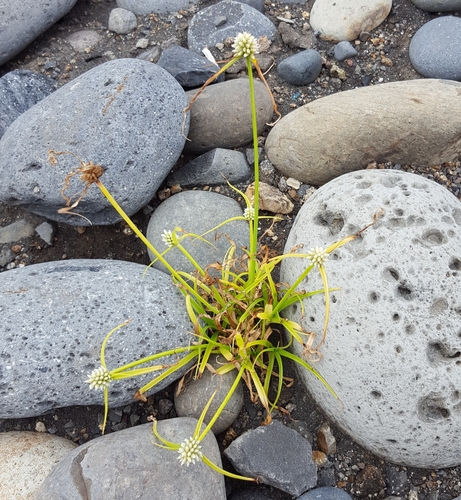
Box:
(0, 59, 189, 225)
(0, 0, 78, 66)
(116, 0, 201, 15)
(265, 79, 461, 186)
(280, 169, 461, 468)
(410, 0, 461, 12)
(33, 419, 226, 500)
(0, 259, 193, 418)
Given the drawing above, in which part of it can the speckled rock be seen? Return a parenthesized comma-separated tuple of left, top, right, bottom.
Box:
(281, 169, 461, 468)
(409, 16, 461, 81)
(265, 79, 461, 186)
(116, 0, 201, 15)
(146, 190, 250, 275)
(187, 0, 276, 54)
(185, 79, 274, 154)
(310, 0, 392, 42)
(0, 259, 193, 418)
(108, 8, 137, 34)
(33, 419, 226, 500)
(410, 0, 461, 12)
(0, 59, 188, 225)
(0, 431, 77, 500)
(0, 1, 78, 66)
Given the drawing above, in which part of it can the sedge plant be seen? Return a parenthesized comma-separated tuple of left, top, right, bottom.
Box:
(51, 32, 379, 481)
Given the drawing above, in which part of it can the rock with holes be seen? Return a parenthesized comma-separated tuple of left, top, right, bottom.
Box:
(0, 259, 193, 418)
(265, 79, 461, 186)
(281, 169, 461, 468)
(0, 58, 188, 225)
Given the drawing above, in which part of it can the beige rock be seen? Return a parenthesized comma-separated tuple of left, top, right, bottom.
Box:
(246, 182, 294, 214)
(265, 79, 461, 186)
(184, 79, 274, 154)
(310, 0, 392, 42)
(0, 431, 77, 500)
(317, 422, 337, 454)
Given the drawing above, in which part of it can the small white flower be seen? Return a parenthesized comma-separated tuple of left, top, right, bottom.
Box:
(306, 247, 328, 267)
(232, 32, 259, 59)
(244, 206, 255, 221)
(161, 229, 175, 248)
(86, 366, 112, 390)
(177, 436, 203, 466)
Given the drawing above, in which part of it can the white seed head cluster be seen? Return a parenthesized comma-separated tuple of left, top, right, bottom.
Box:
(232, 32, 259, 59)
(86, 366, 112, 390)
(244, 206, 255, 221)
(306, 247, 328, 267)
(177, 437, 203, 466)
(161, 229, 175, 248)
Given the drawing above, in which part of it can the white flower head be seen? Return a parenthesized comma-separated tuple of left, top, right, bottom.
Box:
(232, 32, 259, 59)
(244, 206, 255, 221)
(161, 229, 175, 248)
(306, 246, 328, 267)
(86, 366, 112, 390)
(177, 436, 203, 466)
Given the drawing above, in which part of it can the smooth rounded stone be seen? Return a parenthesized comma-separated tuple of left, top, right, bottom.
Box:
(0, 431, 77, 499)
(184, 79, 273, 154)
(0, 259, 193, 418)
(409, 16, 461, 81)
(166, 148, 251, 187)
(0, 0, 77, 66)
(280, 169, 461, 468)
(298, 487, 353, 500)
(108, 8, 137, 34)
(310, 0, 392, 42)
(224, 420, 317, 496)
(333, 41, 358, 61)
(146, 190, 250, 275)
(0, 70, 57, 139)
(33, 419, 226, 500)
(265, 79, 461, 186)
(277, 50, 323, 86)
(0, 58, 189, 226)
(187, 0, 277, 54)
(175, 355, 244, 434)
(410, 0, 461, 12)
(157, 45, 224, 88)
(116, 0, 201, 15)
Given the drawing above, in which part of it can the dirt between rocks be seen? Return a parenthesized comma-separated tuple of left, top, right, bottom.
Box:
(1, 0, 461, 499)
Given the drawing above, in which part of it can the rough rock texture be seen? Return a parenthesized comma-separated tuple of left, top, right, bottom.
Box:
(409, 16, 461, 81)
(116, 0, 201, 15)
(224, 419, 317, 496)
(187, 0, 277, 54)
(174, 355, 244, 434)
(0, 59, 189, 225)
(0, 70, 57, 139)
(298, 487, 353, 500)
(309, 0, 392, 42)
(0, 431, 77, 500)
(185, 79, 274, 154)
(146, 190, 250, 274)
(33, 419, 226, 500)
(265, 79, 461, 186)
(166, 148, 251, 187)
(0, 0, 78, 66)
(410, 0, 461, 12)
(0, 260, 193, 418)
(281, 169, 461, 468)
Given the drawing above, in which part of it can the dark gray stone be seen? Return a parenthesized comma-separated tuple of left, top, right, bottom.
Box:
(235, 0, 265, 13)
(187, 0, 276, 54)
(0, 59, 189, 226)
(157, 45, 224, 88)
(224, 420, 317, 496)
(0, 219, 35, 243)
(277, 50, 323, 86)
(108, 8, 137, 34)
(167, 148, 251, 187)
(0, 259, 193, 418)
(0, 1, 78, 66)
(146, 190, 250, 275)
(297, 487, 353, 500)
(409, 16, 461, 81)
(116, 0, 201, 15)
(333, 41, 358, 61)
(385, 466, 409, 496)
(0, 247, 13, 267)
(33, 419, 226, 500)
(410, 0, 461, 12)
(0, 70, 56, 139)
